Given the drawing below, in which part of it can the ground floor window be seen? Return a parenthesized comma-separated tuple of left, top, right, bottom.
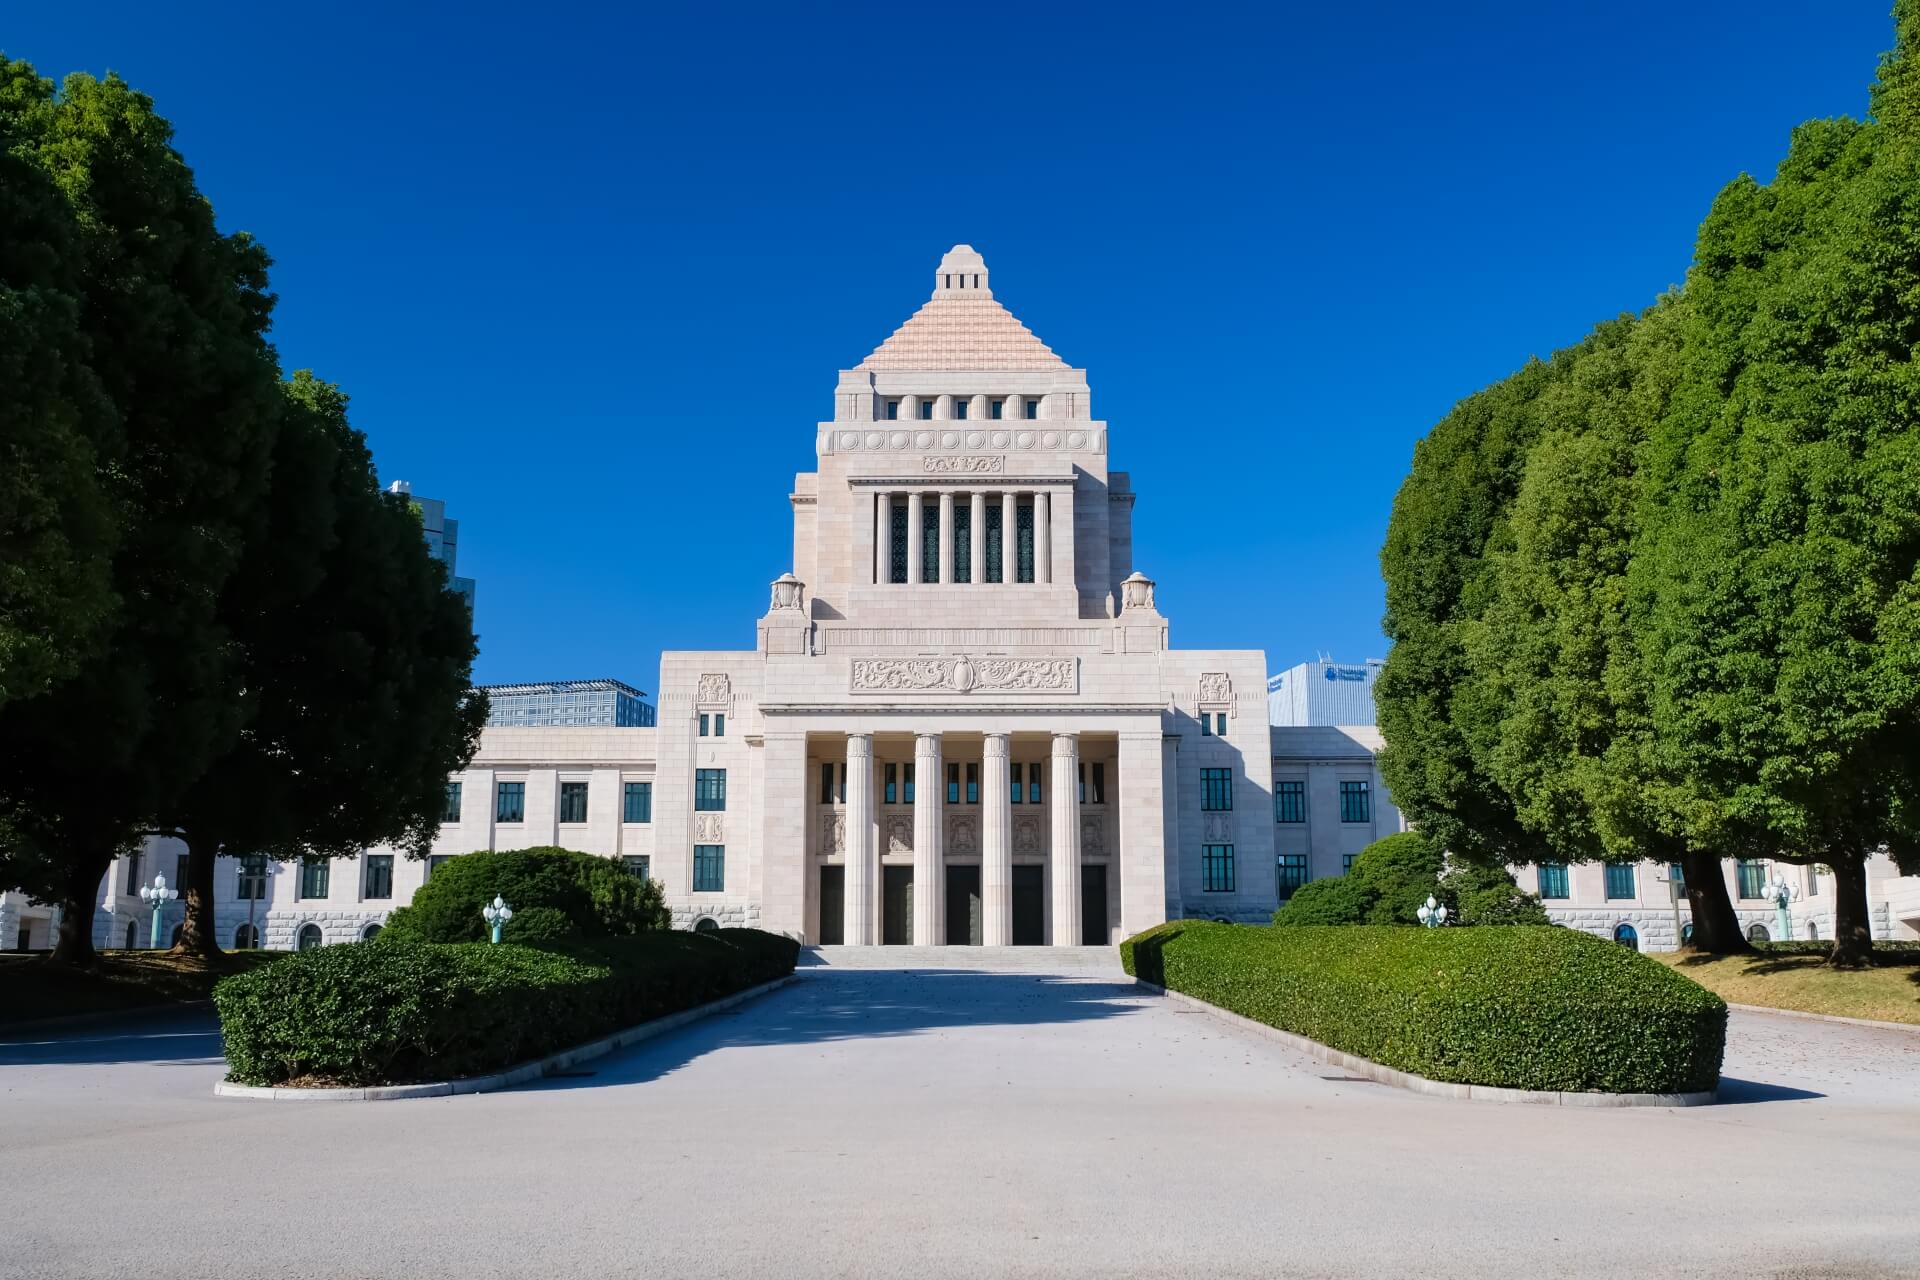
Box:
(234, 922, 259, 950)
(623, 855, 651, 880)
(694, 845, 725, 892)
(1604, 863, 1635, 899)
(1613, 922, 1638, 950)
(1737, 859, 1768, 900)
(364, 854, 393, 900)
(360, 922, 383, 941)
(1202, 844, 1235, 893)
(1746, 922, 1771, 944)
(1276, 854, 1309, 898)
(299, 858, 330, 900)
(1538, 863, 1569, 899)
(694, 917, 720, 934)
(296, 923, 324, 951)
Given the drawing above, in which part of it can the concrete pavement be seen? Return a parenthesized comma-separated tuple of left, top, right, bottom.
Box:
(2, 947, 1917, 1279)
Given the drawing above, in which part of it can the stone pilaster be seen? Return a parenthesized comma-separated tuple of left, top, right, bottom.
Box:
(982, 732, 1013, 945)
(938, 492, 955, 585)
(914, 732, 944, 944)
(873, 491, 890, 584)
(844, 733, 876, 945)
(1000, 492, 1017, 585)
(1035, 491, 1051, 586)
(970, 491, 986, 587)
(1118, 730, 1168, 938)
(907, 492, 924, 585)
(1050, 732, 1081, 946)
(757, 731, 808, 938)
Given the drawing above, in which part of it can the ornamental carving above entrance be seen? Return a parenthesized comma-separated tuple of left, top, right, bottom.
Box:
(850, 655, 1077, 695)
(921, 455, 1004, 474)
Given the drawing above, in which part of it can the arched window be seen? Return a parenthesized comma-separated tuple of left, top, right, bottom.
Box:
(693, 917, 720, 934)
(234, 922, 259, 950)
(1613, 923, 1639, 951)
(1746, 922, 1771, 944)
(360, 922, 383, 941)
(296, 923, 324, 951)
(1680, 922, 1695, 946)
(1805, 920, 1819, 940)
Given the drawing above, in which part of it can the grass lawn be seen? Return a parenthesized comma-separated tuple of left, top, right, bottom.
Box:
(1656, 946, 1920, 1026)
(0, 949, 284, 1027)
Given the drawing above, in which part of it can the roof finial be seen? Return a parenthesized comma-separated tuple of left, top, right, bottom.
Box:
(934, 244, 990, 299)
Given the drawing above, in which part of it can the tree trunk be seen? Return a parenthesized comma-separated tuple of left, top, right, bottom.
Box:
(170, 831, 224, 960)
(1828, 854, 1874, 969)
(1681, 848, 1752, 955)
(48, 844, 115, 966)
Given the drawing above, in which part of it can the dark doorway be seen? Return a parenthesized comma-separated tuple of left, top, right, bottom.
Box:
(1012, 865, 1045, 945)
(883, 866, 914, 945)
(945, 865, 982, 945)
(1081, 864, 1108, 946)
(818, 865, 844, 945)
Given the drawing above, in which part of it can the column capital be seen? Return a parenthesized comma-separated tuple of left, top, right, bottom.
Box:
(847, 732, 873, 759)
(914, 731, 944, 752)
(983, 731, 1010, 759)
(1050, 731, 1080, 757)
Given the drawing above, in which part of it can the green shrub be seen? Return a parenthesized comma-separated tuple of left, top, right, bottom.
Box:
(380, 847, 668, 944)
(1348, 831, 1445, 924)
(501, 905, 577, 947)
(1270, 876, 1370, 926)
(214, 927, 799, 1087)
(1123, 921, 1725, 1094)
(1442, 864, 1552, 926)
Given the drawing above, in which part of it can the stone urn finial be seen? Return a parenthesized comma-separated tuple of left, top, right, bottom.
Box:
(1120, 571, 1156, 613)
(769, 572, 805, 612)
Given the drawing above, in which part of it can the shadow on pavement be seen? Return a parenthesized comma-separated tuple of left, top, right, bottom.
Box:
(1714, 1076, 1825, 1104)
(523, 967, 1142, 1093)
(0, 1011, 225, 1069)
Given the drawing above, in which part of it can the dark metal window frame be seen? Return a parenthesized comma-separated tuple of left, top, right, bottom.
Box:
(1201, 767, 1233, 812)
(693, 844, 725, 892)
(1202, 844, 1236, 893)
(1274, 779, 1305, 823)
(624, 781, 653, 823)
(695, 768, 727, 812)
(1338, 780, 1371, 824)
(558, 780, 589, 824)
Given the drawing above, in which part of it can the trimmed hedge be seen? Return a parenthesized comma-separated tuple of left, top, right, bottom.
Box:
(1123, 922, 1726, 1094)
(214, 928, 798, 1087)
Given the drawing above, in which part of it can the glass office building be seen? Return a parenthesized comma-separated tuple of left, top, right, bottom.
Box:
(479, 679, 657, 728)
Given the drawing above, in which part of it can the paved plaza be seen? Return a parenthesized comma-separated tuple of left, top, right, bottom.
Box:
(3, 950, 1918, 1279)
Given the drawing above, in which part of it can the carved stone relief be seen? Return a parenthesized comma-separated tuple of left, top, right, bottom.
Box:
(886, 816, 913, 855)
(1202, 813, 1231, 841)
(850, 655, 1077, 695)
(694, 813, 724, 843)
(1080, 814, 1105, 855)
(922, 455, 1004, 474)
(696, 673, 732, 708)
(947, 814, 978, 855)
(1013, 814, 1043, 856)
(1198, 672, 1232, 706)
(819, 811, 845, 856)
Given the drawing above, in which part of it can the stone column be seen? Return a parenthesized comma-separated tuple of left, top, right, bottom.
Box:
(913, 732, 944, 944)
(970, 491, 986, 587)
(907, 491, 924, 585)
(844, 733, 876, 945)
(874, 491, 890, 585)
(1050, 732, 1081, 946)
(1000, 491, 1018, 586)
(938, 492, 955, 585)
(982, 732, 1013, 945)
(1117, 730, 1168, 938)
(757, 731, 809, 938)
(1034, 491, 1051, 586)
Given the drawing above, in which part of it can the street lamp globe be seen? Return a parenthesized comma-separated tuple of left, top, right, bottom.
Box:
(138, 874, 178, 949)
(482, 895, 514, 945)
(1416, 894, 1448, 929)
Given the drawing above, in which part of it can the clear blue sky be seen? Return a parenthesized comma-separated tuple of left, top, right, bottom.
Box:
(7, 3, 1900, 690)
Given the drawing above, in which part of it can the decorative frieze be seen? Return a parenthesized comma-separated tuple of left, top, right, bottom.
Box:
(1013, 814, 1044, 856)
(886, 816, 913, 854)
(922, 455, 1004, 474)
(819, 628, 1106, 652)
(948, 814, 978, 855)
(819, 811, 845, 855)
(695, 813, 724, 843)
(850, 655, 1077, 695)
(825, 427, 1103, 454)
(1198, 672, 1232, 706)
(696, 673, 732, 709)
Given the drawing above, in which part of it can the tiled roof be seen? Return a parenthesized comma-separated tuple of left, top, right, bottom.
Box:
(855, 245, 1069, 372)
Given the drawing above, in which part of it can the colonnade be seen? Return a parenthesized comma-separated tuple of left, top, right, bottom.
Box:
(839, 730, 1082, 945)
(870, 490, 1053, 586)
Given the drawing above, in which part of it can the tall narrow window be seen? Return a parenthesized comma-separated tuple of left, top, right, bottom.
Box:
(442, 781, 463, 823)
(885, 399, 900, 420)
(1669, 861, 1686, 895)
(1339, 781, 1371, 824)
(1538, 863, 1569, 899)
(1201, 768, 1233, 812)
(918, 400, 933, 421)
(299, 858, 330, 900)
(713, 713, 725, 737)
(1024, 399, 1040, 419)
(890, 502, 908, 584)
(904, 763, 915, 804)
(923, 502, 939, 580)
(1202, 844, 1236, 892)
(1090, 763, 1106, 804)
(693, 845, 725, 892)
(1078, 763, 1086, 804)
(991, 398, 1005, 420)
(820, 762, 835, 804)
(364, 855, 394, 900)
(885, 763, 898, 805)
(1016, 500, 1035, 582)
(1028, 762, 1042, 805)
(624, 781, 653, 823)
(947, 762, 960, 805)
(125, 849, 142, 894)
(558, 781, 588, 823)
(496, 781, 525, 823)
(954, 398, 969, 420)
(695, 769, 727, 812)
(1604, 863, 1635, 900)
(699, 713, 710, 737)
(953, 505, 972, 583)
(175, 853, 190, 892)
(1737, 859, 1767, 899)
(966, 763, 979, 805)
(985, 502, 1003, 583)
(1276, 854, 1309, 897)
(237, 854, 267, 901)
(1010, 765, 1023, 804)
(1274, 780, 1305, 823)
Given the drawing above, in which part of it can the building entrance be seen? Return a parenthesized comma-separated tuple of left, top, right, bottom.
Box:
(1081, 864, 1108, 945)
(882, 866, 914, 945)
(1012, 865, 1045, 946)
(819, 866, 844, 945)
(945, 865, 982, 945)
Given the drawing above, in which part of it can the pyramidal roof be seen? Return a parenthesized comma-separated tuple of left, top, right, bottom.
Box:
(855, 246, 1069, 372)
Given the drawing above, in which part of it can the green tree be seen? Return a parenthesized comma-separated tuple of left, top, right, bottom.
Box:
(1637, 43, 1920, 967)
(0, 61, 118, 709)
(1270, 832, 1545, 927)
(160, 373, 487, 957)
(0, 65, 281, 963)
(380, 848, 670, 944)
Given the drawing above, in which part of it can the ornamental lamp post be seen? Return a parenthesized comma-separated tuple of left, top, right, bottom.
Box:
(482, 895, 513, 944)
(1764, 872, 1797, 942)
(138, 874, 178, 950)
(1416, 895, 1448, 929)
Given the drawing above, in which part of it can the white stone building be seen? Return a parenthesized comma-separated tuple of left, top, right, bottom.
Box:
(6, 246, 1916, 953)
